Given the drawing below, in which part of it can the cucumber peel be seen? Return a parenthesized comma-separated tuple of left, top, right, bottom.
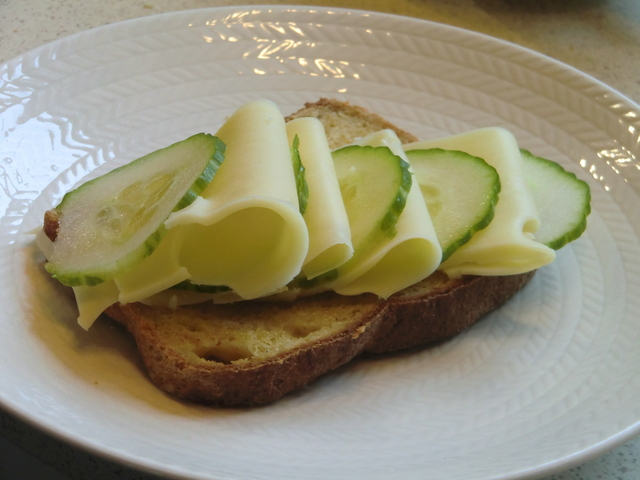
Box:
(520, 149, 591, 250)
(332, 145, 412, 248)
(322, 144, 412, 285)
(407, 148, 500, 262)
(291, 134, 309, 215)
(46, 133, 226, 287)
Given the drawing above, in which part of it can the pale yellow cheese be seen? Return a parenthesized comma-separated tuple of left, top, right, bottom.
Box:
(404, 127, 555, 277)
(114, 227, 190, 304)
(328, 130, 442, 298)
(73, 281, 120, 330)
(165, 100, 309, 299)
(35, 227, 54, 260)
(140, 288, 219, 308)
(286, 117, 353, 279)
(36, 228, 118, 330)
(39, 102, 560, 331)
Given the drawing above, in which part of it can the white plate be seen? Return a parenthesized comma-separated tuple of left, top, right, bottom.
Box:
(1, 6, 640, 480)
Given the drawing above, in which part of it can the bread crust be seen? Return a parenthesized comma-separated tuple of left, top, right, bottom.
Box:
(105, 293, 389, 406)
(368, 271, 535, 353)
(104, 271, 534, 406)
(285, 98, 419, 148)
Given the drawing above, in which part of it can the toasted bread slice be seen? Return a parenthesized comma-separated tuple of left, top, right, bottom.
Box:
(105, 271, 532, 405)
(45, 99, 535, 406)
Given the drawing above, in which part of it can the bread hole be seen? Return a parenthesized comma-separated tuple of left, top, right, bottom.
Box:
(284, 323, 322, 339)
(195, 344, 253, 364)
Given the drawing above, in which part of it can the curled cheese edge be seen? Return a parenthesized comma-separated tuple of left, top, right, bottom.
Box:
(165, 99, 309, 300)
(67, 99, 311, 328)
(286, 117, 354, 280)
(327, 129, 442, 298)
(114, 227, 190, 304)
(39, 103, 561, 331)
(404, 127, 555, 277)
(36, 229, 120, 331)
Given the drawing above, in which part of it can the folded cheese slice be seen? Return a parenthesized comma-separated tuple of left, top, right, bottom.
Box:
(114, 227, 190, 304)
(36, 229, 120, 330)
(286, 117, 353, 279)
(328, 130, 442, 298)
(404, 127, 555, 277)
(73, 282, 120, 330)
(165, 99, 309, 299)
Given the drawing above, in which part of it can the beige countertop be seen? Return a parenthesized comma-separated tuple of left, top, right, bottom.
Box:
(1, 1, 639, 479)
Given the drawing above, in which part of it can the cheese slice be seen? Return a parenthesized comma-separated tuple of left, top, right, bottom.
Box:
(404, 127, 555, 277)
(114, 227, 190, 304)
(165, 100, 309, 299)
(36, 227, 117, 330)
(140, 288, 219, 308)
(73, 281, 120, 330)
(329, 130, 442, 298)
(286, 117, 353, 279)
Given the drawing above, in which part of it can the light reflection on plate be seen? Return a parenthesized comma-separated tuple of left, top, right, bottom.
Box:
(1, 6, 640, 480)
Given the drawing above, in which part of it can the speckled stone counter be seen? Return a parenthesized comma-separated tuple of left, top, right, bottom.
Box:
(1, 1, 639, 479)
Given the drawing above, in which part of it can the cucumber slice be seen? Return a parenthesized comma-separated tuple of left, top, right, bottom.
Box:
(407, 148, 500, 262)
(520, 149, 591, 249)
(46, 133, 226, 287)
(332, 145, 412, 248)
(291, 134, 309, 214)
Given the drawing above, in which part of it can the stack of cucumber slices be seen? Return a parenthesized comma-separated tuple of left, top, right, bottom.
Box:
(43, 128, 590, 293)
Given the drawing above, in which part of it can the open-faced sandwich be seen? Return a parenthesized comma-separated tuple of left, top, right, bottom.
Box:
(36, 98, 591, 406)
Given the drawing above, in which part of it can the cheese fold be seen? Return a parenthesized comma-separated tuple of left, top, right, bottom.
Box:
(165, 100, 309, 299)
(286, 117, 353, 279)
(114, 227, 190, 304)
(73, 281, 120, 330)
(404, 127, 555, 277)
(329, 130, 442, 298)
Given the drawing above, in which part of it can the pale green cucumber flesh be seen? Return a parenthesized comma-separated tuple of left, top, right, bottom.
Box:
(407, 148, 500, 262)
(291, 134, 309, 215)
(521, 149, 591, 249)
(332, 144, 411, 247)
(46, 133, 226, 287)
(174, 136, 226, 211)
(323, 145, 411, 284)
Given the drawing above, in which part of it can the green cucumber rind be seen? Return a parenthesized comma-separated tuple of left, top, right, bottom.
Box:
(291, 134, 309, 215)
(46, 133, 226, 287)
(407, 148, 501, 262)
(380, 153, 412, 238)
(173, 135, 226, 211)
(54, 133, 221, 211)
(323, 145, 411, 288)
(333, 144, 411, 240)
(520, 149, 591, 250)
(45, 224, 169, 286)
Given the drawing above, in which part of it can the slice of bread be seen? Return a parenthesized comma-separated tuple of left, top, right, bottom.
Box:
(46, 99, 535, 406)
(105, 271, 532, 405)
(285, 98, 419, 149)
